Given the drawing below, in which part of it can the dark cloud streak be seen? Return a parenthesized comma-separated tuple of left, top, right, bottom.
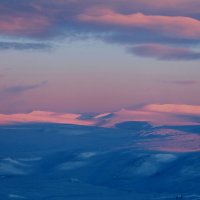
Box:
(128, 44, 200, 61)
(0, 42, 51, 50)
(1, 81, 48, 95)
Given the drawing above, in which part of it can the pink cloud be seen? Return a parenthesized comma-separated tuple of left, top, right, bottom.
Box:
(99, 104, 200, 127)
(144, 104, 200, 116)
(0, 104, 200, 127)
(0, 14, 51, 36)
(0, 0, 200, 60)
(0, 111, 94, 126)
(102, 109, 199, 127)
(78, 9, 200, 39)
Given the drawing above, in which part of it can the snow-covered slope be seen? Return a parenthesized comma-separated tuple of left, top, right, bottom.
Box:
(0, 123, 200, 199)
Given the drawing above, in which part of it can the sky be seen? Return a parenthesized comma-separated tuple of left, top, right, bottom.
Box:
(0, 0, 200, 115)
